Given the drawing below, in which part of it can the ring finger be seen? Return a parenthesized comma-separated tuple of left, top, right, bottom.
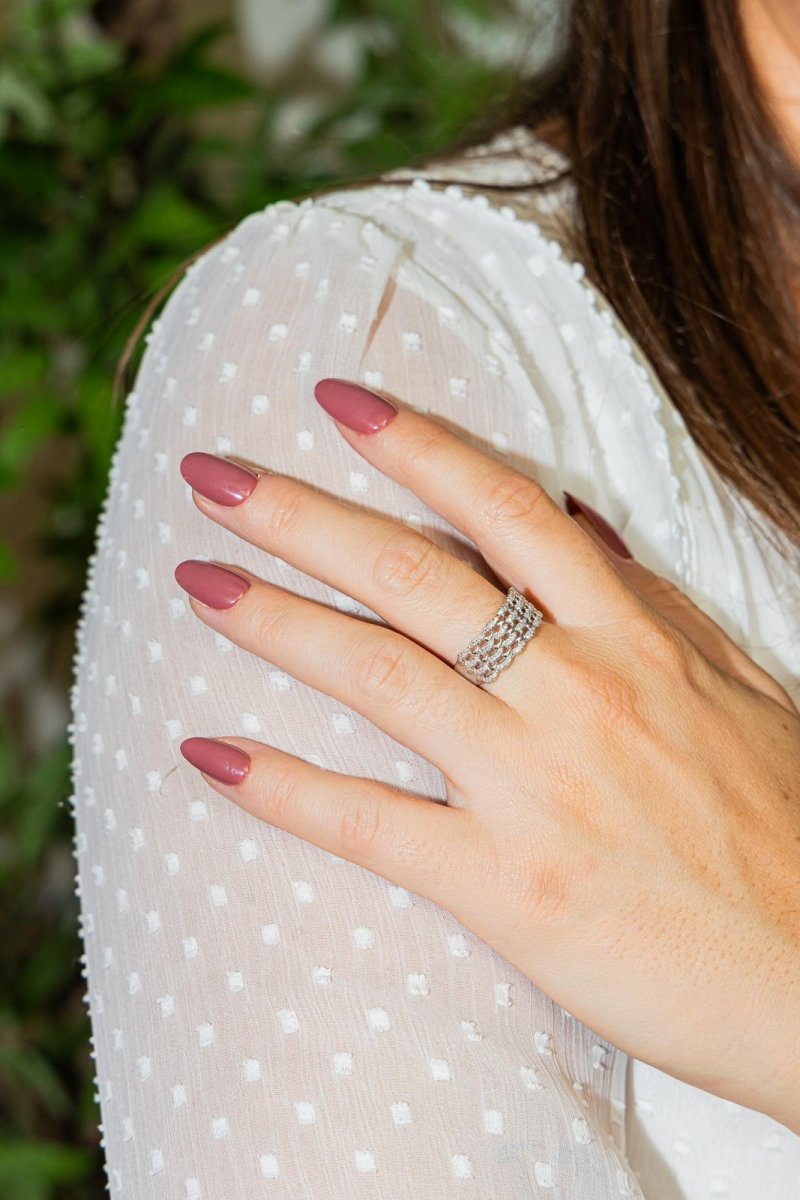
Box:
(174, 558, 505, 793)
(180, 452, 552, 705)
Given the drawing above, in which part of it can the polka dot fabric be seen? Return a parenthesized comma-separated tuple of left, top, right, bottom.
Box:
(68, 127, 800, 1198)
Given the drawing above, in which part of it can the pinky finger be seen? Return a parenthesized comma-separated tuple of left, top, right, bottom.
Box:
(179, 736, 478, 909)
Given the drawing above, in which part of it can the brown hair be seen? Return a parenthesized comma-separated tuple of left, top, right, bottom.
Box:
(118, 0, 800, 561)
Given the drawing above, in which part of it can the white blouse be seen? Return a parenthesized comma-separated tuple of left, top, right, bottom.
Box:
(69, 124, 800, 1199)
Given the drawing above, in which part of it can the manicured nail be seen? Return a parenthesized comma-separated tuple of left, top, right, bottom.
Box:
(563, 491, 633, 559)
(175, 559, 251, 609)
(314, 377, 398, 433)
(181, 737, 251, 785)
(180, 452, 259, 506)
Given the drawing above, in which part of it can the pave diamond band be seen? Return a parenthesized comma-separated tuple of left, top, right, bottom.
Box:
(454, 586, 544, 687)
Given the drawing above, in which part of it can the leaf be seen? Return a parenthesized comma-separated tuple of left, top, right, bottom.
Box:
(74, 369, 122, 477)
(0, 276, 66, 336)
(0, 68, 54, 140)
(0, 347, 49, 392)
(60, 35, 124, 81)
(0, 722, 20, 801)
(16, 741, 71, 868)
(0, 536, 18, 581)
(143, 63, 257, 113)
(172, 16, 236, 62)
(0, 396, 61, 480)
(0, 1040, 71, 1120)
(0, 1138, 91, 1191)
(15, 0, 97, 31)
(129, 183, 220, 248)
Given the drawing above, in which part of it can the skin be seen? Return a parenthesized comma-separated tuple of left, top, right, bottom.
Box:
(175, 0, 800, 1136)
(534, 2, 800, 171)
(739, 0, 800, 163)
(738, 0, 800, 310)
(176, 401, 800, 1136)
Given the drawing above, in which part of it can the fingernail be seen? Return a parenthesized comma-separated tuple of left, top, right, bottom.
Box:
(180, 452, 259, 506)
(563, 491, 633, 559)
(181, 737, 251, 785)
(314, 377, 398, 433)
(175, 559, 251, 609)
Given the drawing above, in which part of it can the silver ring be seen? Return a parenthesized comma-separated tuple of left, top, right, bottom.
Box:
(454, 585, 544, 686)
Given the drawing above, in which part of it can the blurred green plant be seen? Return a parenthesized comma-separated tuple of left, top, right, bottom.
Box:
(0, 0, 524, 1192)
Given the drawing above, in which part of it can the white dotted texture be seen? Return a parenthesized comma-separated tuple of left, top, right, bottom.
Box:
(67, 126, 800, 1198)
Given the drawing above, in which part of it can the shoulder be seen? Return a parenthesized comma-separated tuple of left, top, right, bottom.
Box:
(123, 146, 709, 645)
(171, 122, 579, 315)
(379, 120, 572, 189)
(148, 134, 646, 475)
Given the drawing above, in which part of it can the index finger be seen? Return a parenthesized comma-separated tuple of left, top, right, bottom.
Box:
(314, 378, 632, 625)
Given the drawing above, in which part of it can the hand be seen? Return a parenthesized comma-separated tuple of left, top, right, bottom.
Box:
(174, 377, 800, 1134)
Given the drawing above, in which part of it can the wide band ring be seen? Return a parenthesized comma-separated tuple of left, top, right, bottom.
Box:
(453, 585, 544, 687)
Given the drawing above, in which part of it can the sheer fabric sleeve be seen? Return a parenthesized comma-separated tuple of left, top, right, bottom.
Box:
(69, 189, 642, 1199)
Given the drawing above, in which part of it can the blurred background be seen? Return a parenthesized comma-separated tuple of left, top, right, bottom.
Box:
(0, 0, 558, 1193)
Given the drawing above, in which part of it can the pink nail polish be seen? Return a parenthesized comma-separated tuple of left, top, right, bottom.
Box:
(313, 377, 398, 433)
(181, 737, 251, 785)
(175, 560, 251, 609)
(180, 452, 259, 506)
(563, 491, 633, 559)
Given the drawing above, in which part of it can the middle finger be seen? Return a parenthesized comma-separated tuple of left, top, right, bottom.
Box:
(174, 558, 499, 792)
(180, 451, 552, 704)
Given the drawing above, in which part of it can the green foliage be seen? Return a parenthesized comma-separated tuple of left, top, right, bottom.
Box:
(0, 0, 521, 1193)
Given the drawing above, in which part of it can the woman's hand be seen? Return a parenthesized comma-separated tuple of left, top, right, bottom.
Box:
(174, 377, 800, 1134)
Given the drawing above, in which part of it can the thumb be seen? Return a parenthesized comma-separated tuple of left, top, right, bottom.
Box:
(563, 492, 796, 713)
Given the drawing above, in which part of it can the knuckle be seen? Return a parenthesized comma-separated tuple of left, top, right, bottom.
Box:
(644, 571, 684, 608)
(524, 858, 572, 921)
(634, 613, 694, 677)
(337, 788, 382, 854)
(245, 590, 295, 647)
(350, 636, 422, 712)
(259, 478, 311, 544)
(561, 644, 646, 732)
(587, 666, 644, 730)
(499, 843, 573, 925)
(261, 761, 300, 826)
(371, 527, 444, 599)
(474, 469, 552, 533)
(395, 422, 449, 474)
